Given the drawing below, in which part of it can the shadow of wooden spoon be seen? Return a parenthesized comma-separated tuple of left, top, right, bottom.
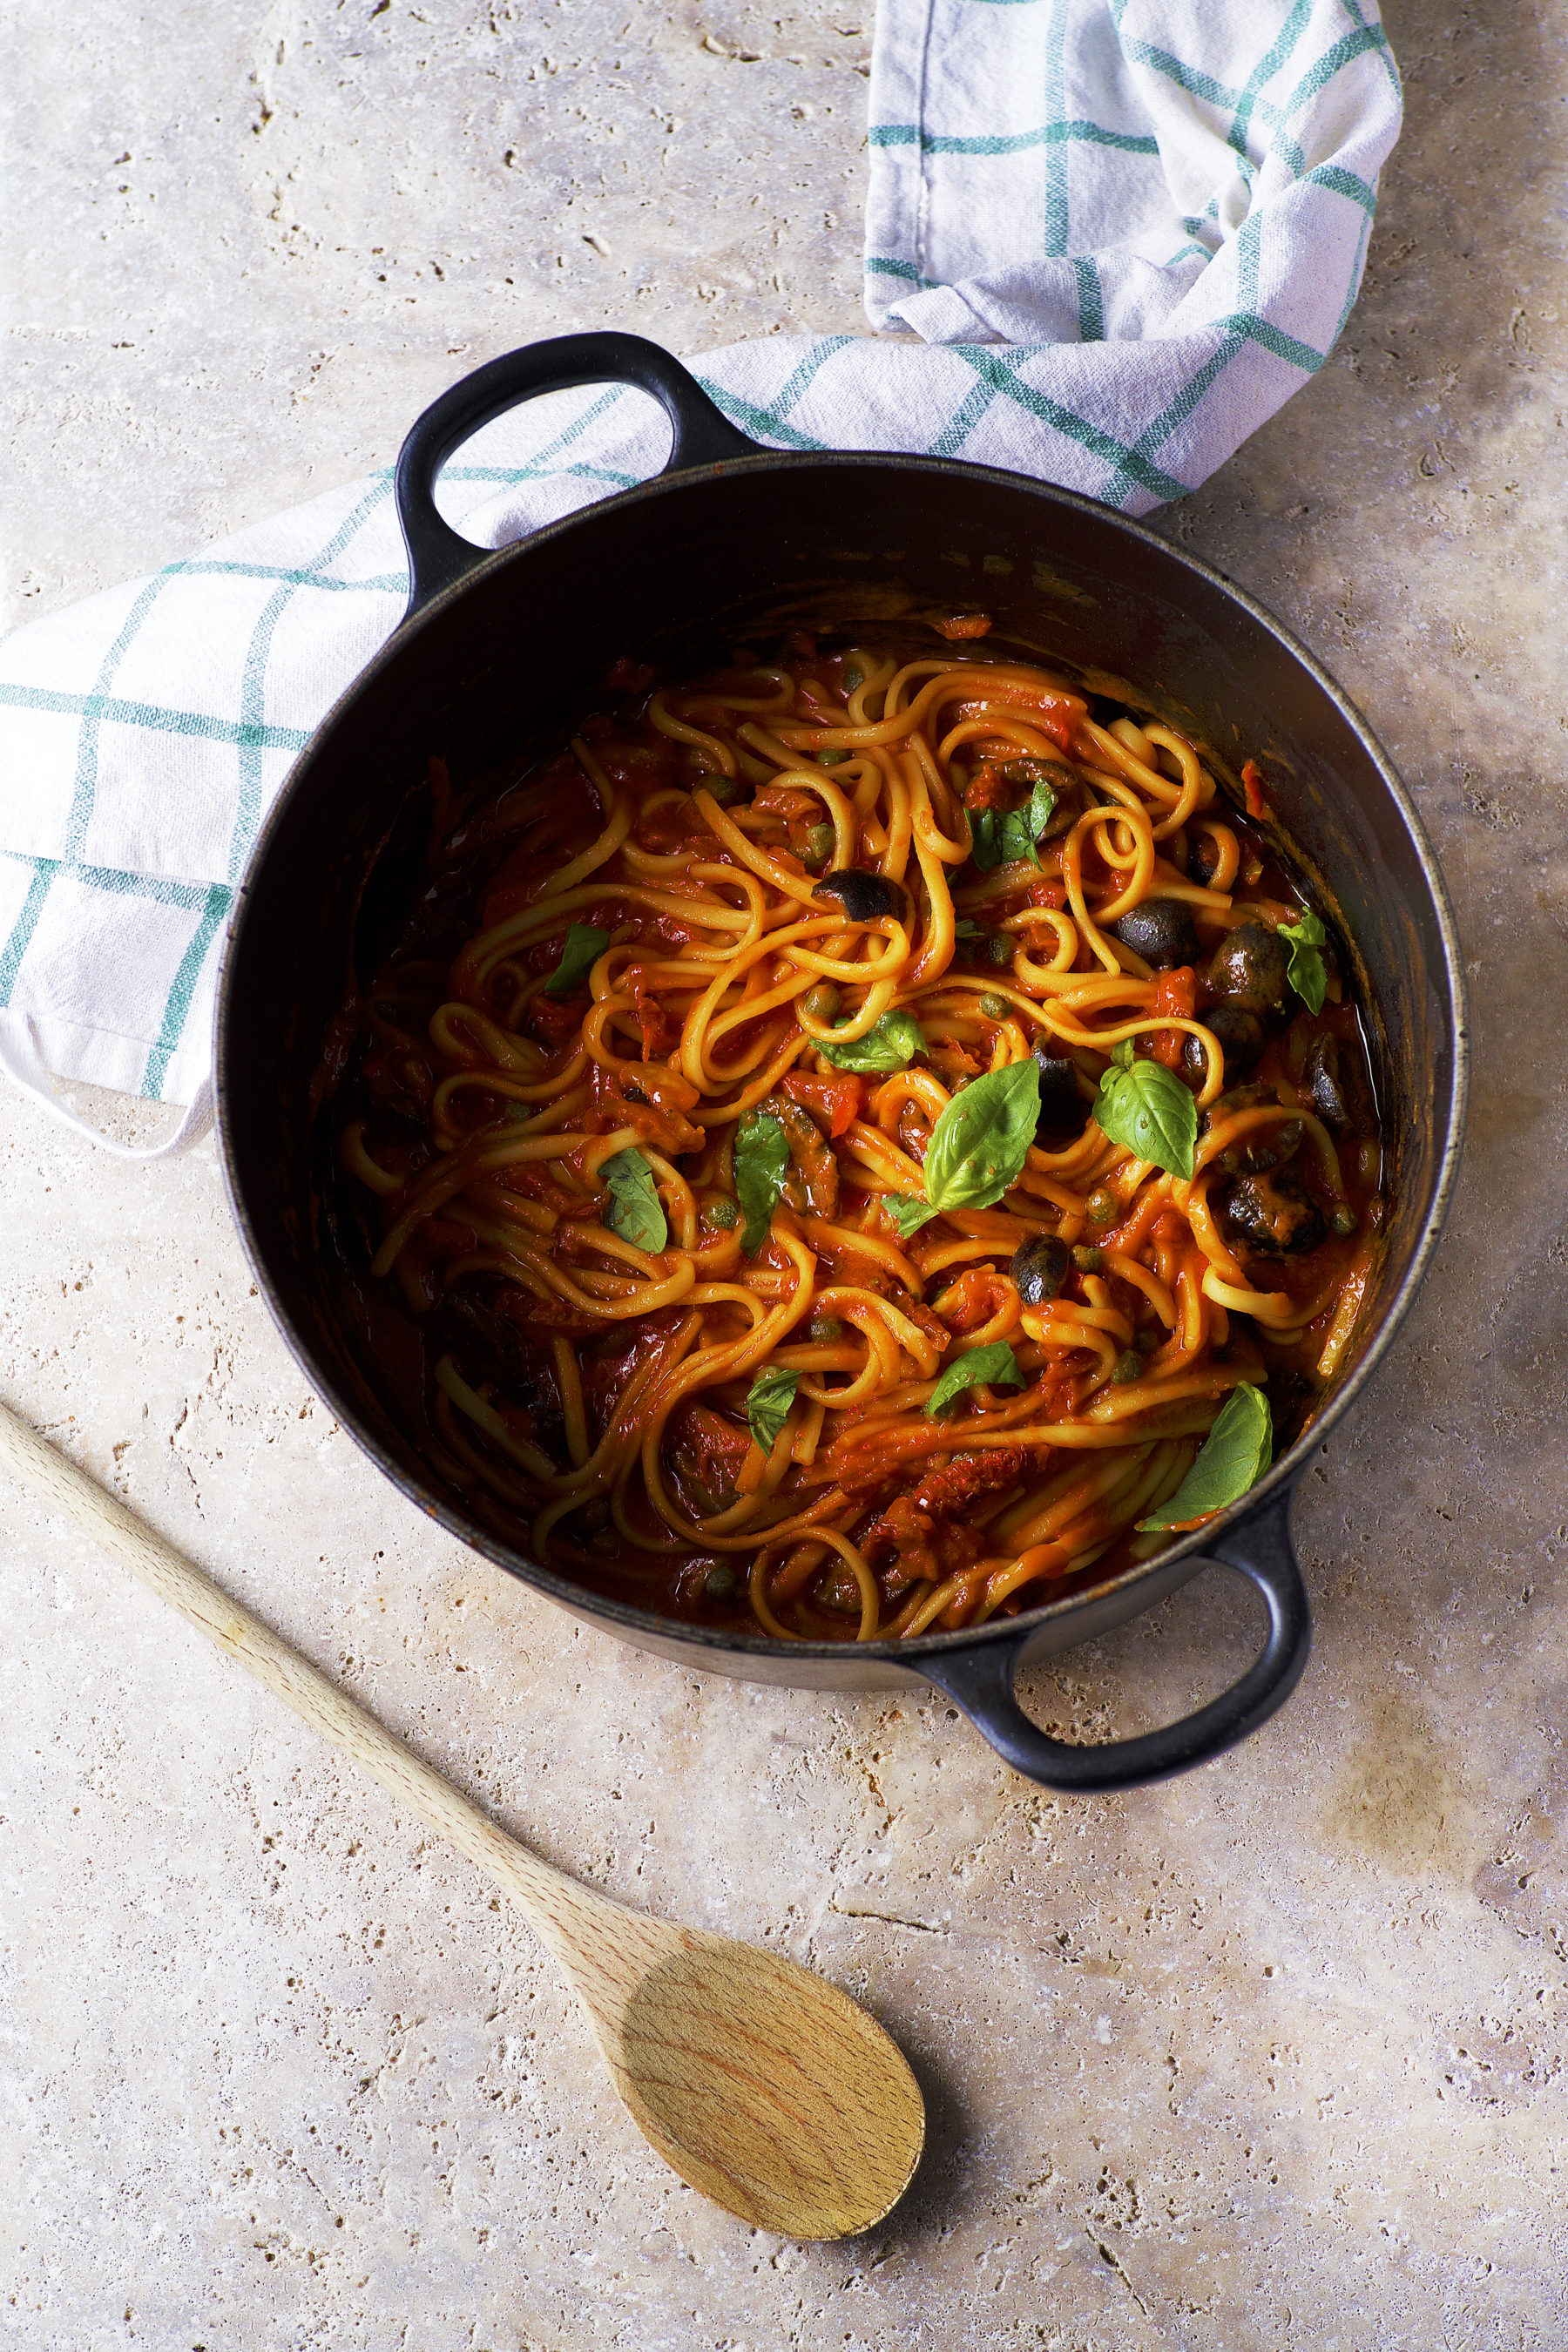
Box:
(0, 1399, 923, 2240)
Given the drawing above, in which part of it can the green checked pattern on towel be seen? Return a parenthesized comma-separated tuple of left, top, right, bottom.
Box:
(0, 0, 1399, 1146)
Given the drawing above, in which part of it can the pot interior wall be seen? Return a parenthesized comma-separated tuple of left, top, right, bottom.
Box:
(220, 457, 1455, 1663)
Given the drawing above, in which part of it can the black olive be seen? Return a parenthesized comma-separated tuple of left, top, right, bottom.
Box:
(814, 868, 910, 925)
(1032, 1045, 1087, 1140)
(1108, 897, 1200, 971)
(1206, 921, 1291, 1018)
(1216, 1117, 1303, 1178)
(1182, 1000, 1265, 1085)
(1202, 1079, 1280, 1130)
(1303, 1031, 1350, 1128)
(1188, 833, 1222, 887)
(1010, 1232, 1070, 1306)
(1223, 1168, 1326, 1256)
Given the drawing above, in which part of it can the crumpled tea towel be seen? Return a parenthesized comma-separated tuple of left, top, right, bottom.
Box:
(0, 0, 1400, 1152)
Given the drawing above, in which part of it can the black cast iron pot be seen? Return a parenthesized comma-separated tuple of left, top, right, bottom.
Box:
(216, 334, 1467, 1792)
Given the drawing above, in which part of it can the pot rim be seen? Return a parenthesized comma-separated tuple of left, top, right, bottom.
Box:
(215, 447, 1470, 1666)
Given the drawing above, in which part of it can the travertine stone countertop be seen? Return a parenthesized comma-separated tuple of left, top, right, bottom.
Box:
(4, 5, 1567, 2346)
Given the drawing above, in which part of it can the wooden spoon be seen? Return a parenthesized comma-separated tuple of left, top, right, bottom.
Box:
(0, 1401, 923, 2240)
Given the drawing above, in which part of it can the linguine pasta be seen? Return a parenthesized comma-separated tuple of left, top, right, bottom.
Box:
(328, 633, 1383, 1642)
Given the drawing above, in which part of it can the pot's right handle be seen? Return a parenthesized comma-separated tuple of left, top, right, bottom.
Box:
(394, 332, 765, 619)
(916, 1487, 1310, 1792)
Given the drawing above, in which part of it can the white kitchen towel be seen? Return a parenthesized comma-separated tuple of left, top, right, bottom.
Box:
(0, 0, 1400, 1150)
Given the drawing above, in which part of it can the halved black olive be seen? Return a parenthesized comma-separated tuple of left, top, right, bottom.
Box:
(1032, 1044, 1087, 1140)
(1203, 1080, 1302, 1173)
(814, 868, 910, 925)
(1010, 1232, 1070, 1306)
(1216, 1117, 1304, 1178)
(1182, 1000, 1266, 1085)
(1223, 1168, 1326, 1256)
(1303, 1031, 1350, 1128)
(1206, 922, 1291, 1018)
(1202, 1080, 1280, 1130)
(1109, 897, 1200, 971)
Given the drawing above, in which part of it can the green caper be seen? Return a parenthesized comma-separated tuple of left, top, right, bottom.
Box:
(802, 822, 835, 872)
(1110, 1349, 1145, 1384)
(1086, 1186, 1119, 1225)
(703, 1196, 740, 1231)
(704, 1561, 738, 1600)
(703, 773, 745, 807)
(818, 1567, 862, 1614)
(810, 1312, 847, 1342)
(802, 980, 841, 1023)
(843, 666, 864, 693)
(1071, 1244, 1103, 1273)
(985, 935, 1013, 968)
(979, 991, 1009, 1020)
(817, 747, 850, 767)
(1329, 1205, 1358, 1237)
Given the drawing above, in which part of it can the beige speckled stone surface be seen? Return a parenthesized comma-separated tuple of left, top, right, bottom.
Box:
(3, 4, 1567, 2346)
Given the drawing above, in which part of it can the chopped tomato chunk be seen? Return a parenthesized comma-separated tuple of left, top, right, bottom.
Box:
(1147, 964, 1196, 1069)
(778, 1067, 866, 1139)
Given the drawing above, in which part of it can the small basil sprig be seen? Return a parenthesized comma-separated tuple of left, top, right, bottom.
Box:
(746, 1366, 800, 1452)
(925, 1342, 1024, 1418)
(543, 922, 610, 997)
(886, 1194, 939, 1240)
(1277, 909, 1328, 1017)
(969, 773, 1057, 872)
(815, 1009, 927, 1073)
(734, 1109, 790, 1257)
(923, 1060, 1040, 1213)
(599, 1147, 667, 1253)
(1094, 1042, 1198, 1181)
(1138, 1384, 1273, 1529)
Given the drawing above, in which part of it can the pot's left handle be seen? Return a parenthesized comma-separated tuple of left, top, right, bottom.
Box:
(915, 1487, 1310, 1792)
(394, 332, 766, 619)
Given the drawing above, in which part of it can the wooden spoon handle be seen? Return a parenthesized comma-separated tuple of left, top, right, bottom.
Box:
(0, 1399, 573, 1932)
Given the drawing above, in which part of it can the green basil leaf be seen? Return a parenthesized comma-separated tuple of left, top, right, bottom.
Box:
(953, 918, 983, 940)
(815, 1009, 927, 1073)
(734, 1110, 790, 1257)
(925, 1341, 1025, 1418)
(1027, 771, 1058, 839)
(968, 773, 1057, 872)
(887, 1194, 940, 1239)
(746, 1366, 800, 1453)
(923, 1060, 1041, 1212)
(599, 1147, 667, 1253)
(543, 922, 611, 997)
(1277, 909, 1328, 1017)
(1137, 1383, 1273, 1529)
(970, 804, 1042, 872)
(1094, 1054, 1198, 1180)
